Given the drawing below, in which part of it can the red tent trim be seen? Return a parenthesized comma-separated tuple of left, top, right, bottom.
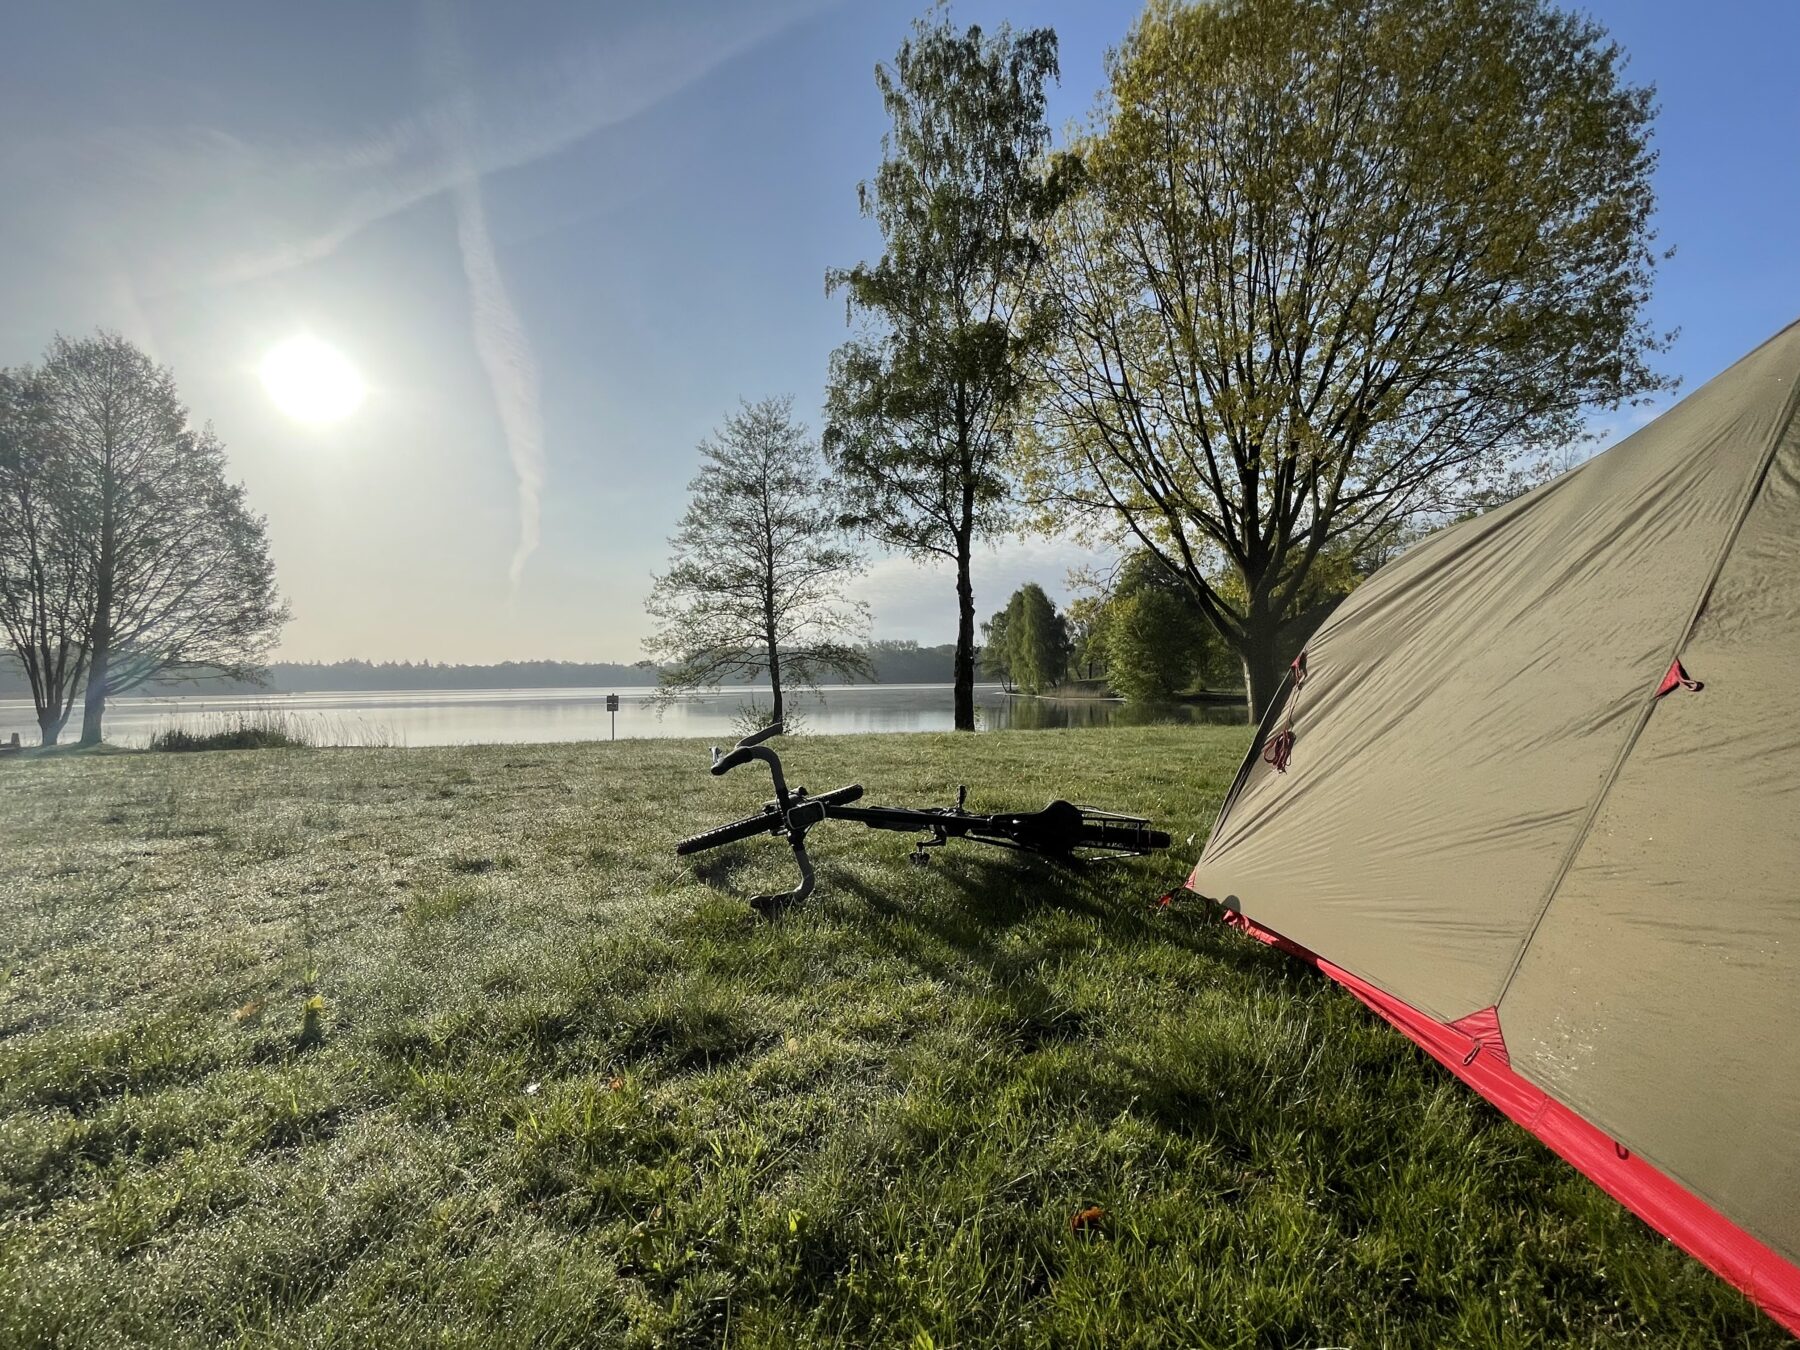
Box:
(1211, 905, 1800, 1336)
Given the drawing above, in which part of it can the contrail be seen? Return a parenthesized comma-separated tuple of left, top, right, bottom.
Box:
(425, 0, 545, 589)
(451, 176, 544, 589)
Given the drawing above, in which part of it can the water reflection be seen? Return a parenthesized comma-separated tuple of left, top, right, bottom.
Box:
(982, 695, 1244, 731)
(0, 683, 1249, 748)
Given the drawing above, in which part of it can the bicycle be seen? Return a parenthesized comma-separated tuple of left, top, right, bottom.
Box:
(674, 723, 1172, 908)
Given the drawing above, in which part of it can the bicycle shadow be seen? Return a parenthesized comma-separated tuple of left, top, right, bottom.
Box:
(688, 830, 1288, 992)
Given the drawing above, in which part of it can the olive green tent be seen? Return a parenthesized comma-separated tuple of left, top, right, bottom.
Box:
(1188, 319, 1800, 1334)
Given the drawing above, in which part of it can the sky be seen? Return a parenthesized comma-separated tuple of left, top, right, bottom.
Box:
(1, 1, 1796, 665)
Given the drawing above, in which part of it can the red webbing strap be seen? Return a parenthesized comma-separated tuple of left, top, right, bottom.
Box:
(1656, 657, 1705, 698)
(1261, 652, 1307, 774)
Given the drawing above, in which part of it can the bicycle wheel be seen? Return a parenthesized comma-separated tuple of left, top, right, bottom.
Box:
(675, 785, 863, 857)
(675, 808, 780, 856)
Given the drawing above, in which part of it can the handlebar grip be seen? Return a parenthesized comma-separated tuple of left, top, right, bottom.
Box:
(710, 723, 786, 776)
(710, 748, 751, 776)
(741, 722, 784, 746)
(812, 784, 863, 808)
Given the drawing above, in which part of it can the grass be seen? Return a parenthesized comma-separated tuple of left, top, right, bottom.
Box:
(143, 708, 398, 752)
(0, 729, 1786, 1348)
(148, 710, 313, 752)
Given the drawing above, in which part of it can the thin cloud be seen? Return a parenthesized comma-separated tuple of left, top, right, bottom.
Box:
(423, 0, 546, 589)
(452, 175, 544, 589)
(212, 0, 832, 288)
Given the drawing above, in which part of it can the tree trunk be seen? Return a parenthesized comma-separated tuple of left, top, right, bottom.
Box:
(79, 501, 115, 747)
(79, 636, 109, 747)
(766, 632, 784, 727)
(953, 536, 976, 732)
(1239, 615, 1286, 725)
(37, 709, 65, 747)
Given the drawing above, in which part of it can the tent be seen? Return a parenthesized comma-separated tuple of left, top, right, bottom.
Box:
(1187, 319, 1800, 1333)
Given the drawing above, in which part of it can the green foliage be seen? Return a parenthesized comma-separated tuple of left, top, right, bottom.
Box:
(1061, 594, 1107, 681)
(1023, 0, 1670, 716)
(978, 606, 1013, 686)
(1102, 589, 1198, 703)
(645, 397, 870, 724)
(823, 11, 1068, 730)
(1073, 553, 1233, 701)
(0, 735, 1781, 1345)
(982, 583, 1068, 695)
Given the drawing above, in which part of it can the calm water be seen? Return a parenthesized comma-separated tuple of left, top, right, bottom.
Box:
(0, 684, 1245, 748)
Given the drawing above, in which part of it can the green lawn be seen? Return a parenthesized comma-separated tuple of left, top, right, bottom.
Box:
(0, 729, 1784, 1347)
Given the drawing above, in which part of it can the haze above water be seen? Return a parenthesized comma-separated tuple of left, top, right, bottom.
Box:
(0, 685, 1244, 749)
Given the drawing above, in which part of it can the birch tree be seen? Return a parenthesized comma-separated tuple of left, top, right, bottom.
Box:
(824, 10, 1068, 731)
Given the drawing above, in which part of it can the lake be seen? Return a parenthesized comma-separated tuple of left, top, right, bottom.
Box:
(0, 684, 1247, 748)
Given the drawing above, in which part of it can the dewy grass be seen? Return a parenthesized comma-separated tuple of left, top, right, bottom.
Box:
(0, 729, 1785, 1347)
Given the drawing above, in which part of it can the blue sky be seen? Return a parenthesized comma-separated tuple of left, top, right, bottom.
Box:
(2, 1, 1795, 663)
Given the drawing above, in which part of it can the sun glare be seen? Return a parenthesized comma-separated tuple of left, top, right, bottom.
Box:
(260, 335, 365, 424)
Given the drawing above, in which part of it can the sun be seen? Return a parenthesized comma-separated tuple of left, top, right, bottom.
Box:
(260, 336, 365, 424)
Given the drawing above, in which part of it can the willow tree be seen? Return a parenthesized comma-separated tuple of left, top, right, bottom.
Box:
(824, 11, 1066, 731)
(984, 582, 1067, 695)
(1024, 0, 1670, 719)
(645, 397, 870, 725)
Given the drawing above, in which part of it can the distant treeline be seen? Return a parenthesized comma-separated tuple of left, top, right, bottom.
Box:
(0, 641, 959, 697)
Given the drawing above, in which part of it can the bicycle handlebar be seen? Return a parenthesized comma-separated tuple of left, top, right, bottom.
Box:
(710, 722, 785, 776)
(680, 723, 1169, 911)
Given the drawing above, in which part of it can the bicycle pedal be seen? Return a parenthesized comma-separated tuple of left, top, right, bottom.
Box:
(908, 850, 932, 867)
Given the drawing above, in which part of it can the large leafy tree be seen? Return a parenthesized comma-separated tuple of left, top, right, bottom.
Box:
(0, 369, 94, 745)
(645, 397, 871, 725)
(1024, 0, 1670, 719)
(1104, 589, 1197, 704)
(824, 9, 1066, 731)
(41, 334, 287, 745)
(1076, 551, 1222, 702)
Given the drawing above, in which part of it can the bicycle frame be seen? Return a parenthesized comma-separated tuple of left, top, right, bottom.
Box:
(680, 723, 1169, 909)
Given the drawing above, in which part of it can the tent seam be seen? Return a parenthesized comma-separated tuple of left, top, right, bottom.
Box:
(1494, 364, 1800, 1007)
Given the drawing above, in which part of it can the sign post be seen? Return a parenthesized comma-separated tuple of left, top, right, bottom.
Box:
(606, 693, 619, 741)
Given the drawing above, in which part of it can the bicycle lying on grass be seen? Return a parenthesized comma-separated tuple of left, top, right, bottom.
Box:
(675, 723, 1172, 909)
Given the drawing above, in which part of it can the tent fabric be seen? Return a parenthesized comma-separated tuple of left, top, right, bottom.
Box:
(1187, 319, 1800, 1333)
(1219, 906, 1800, 1332)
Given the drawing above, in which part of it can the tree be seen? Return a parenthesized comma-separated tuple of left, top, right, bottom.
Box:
(1063, 593, 1108, 681)
(645, 397, 871, 724)
(824, 9, 1067, 731)
(1023, 0, 1670, 719)
(37, 334, 286, 745)
(0, 369, 93, 745)
(1071, 551, 1226, 699)
(996, 582, 1069, 695)
(979, 605, 1015, 689)
(1104, 588, 1198, 704)
(982, 584, 1069, 693)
